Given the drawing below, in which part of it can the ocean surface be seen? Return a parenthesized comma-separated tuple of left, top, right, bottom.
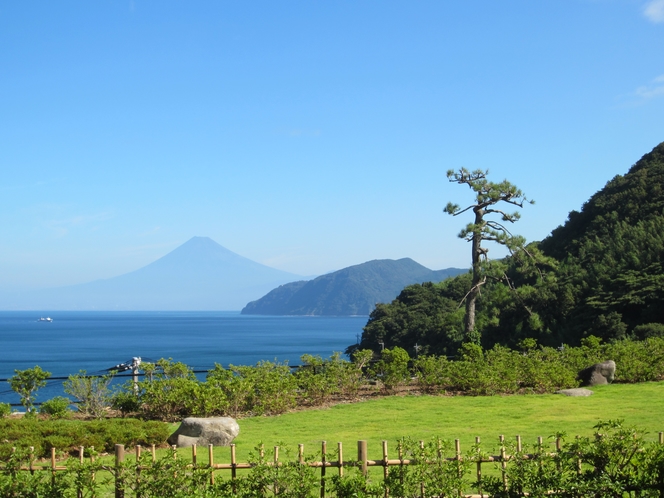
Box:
(0, 311, 366, 406)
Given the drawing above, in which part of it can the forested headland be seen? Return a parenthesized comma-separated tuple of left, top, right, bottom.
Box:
(354, 141, 664, 356)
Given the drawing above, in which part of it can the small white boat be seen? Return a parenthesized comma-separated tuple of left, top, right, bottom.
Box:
(37, 317, 53, 322)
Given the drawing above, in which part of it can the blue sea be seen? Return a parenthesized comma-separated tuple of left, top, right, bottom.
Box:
(0, 311, 366, 406)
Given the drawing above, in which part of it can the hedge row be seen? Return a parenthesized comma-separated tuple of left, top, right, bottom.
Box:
(106, 337, 664, 421)
(5, 337, 664, 424)
(2, 420, 664, 497)
(0, 418, 169, 459)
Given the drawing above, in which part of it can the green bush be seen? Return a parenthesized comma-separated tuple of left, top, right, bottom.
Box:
(68, 339, 664, 423)
(296, 354, 339, 405)
(39, 396, 72, 419)
(384, 437, 470, 497)
(111, 389, 142, 417)
(248, 360, 298, 415)
(0, 403, 11, 418)
(0, 418, 170, 458)
(413, 354, 451, 393)
(8, 366, 51, 413)
(634, 322, 664, 339)
(370, 347, 411, 392)
(63, 370, 114, 419)
(483, 420, 663, 497)
(3, 421, 664, 496)
(206, 363, 251, 418)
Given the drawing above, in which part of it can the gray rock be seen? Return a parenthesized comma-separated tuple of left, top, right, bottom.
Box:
(556, 388, 594, 397)
(168, 417, 240, 448)
(578, 360, 616, 386)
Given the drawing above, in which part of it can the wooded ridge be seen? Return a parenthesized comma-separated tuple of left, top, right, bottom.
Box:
(354, 141, 664, 355)
(241, 258, 465, 316)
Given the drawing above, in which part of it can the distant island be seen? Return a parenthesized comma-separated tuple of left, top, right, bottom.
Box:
(241, 258, 465, 316)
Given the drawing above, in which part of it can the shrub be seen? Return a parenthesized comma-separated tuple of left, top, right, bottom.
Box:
(63, 370, 114, 419)
(39, 396, 71, 419)
(370, 347, 411, 392)
(137, 376, 201, 421)
(384, 437, 470, 497)
(413, 354, 452, 393)
(634, 322, 664, 339)
(0, 417, 170, 458)
(0, 402, 11, 418)
(207, 363, 252, 418)
(296, 354, 338, 405)
(606, 337, 664, 383)
(8, 366, 51, 413)
(341, 349, 374, 397)
(483, 420, 662, 497)
(111, 390, 141, 417)
(329, 469, 384, 498)
(248, 361, 298, 415)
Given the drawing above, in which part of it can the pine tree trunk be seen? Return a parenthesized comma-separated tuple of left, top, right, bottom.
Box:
(465, 209, 484, 339)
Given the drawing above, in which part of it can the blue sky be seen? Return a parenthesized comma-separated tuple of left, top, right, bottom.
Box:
(1, 0, 663, 291)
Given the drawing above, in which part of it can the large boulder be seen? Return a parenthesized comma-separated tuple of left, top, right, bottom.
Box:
(168, 417, 240, 448)
(578, 360, 616, 386)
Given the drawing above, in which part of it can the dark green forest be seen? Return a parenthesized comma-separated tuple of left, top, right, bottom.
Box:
(354, 141, 664, 356)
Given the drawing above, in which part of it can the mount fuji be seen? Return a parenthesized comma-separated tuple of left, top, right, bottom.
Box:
(4, 237, 304, 310)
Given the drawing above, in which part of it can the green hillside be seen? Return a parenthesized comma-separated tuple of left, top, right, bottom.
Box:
(355, 141, 664, 354)
(241, 258, 465, 316)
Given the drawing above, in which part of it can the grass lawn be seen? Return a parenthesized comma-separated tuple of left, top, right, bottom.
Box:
(10, 382, 664, 496)
(213, 381, 664, 463)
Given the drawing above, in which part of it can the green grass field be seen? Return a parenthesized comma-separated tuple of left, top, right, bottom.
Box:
(210, 381, 664, 464)
(13, 382, 664, 497)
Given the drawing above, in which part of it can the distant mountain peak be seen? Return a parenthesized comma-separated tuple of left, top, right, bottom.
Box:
(5, 237, 303, 311)
(241, 258, 466, 316)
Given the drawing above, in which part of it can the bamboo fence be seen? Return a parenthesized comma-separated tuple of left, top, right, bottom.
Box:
(4, 432, 664, 498)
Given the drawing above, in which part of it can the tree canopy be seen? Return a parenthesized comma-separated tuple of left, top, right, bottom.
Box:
(444, 168, 533, 340)
(354, 141, 664, 356)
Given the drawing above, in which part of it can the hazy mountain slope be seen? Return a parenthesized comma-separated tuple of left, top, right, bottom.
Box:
(4, 237, 303, 310)
(241, 258, 466, 316)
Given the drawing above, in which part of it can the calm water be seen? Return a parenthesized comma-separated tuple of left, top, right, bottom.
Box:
(0, 311, 366, 406)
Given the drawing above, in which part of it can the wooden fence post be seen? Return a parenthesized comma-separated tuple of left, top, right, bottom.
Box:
(382, 440, 389, 498)
(338, 442, 343, 477)
(358, 441, 368, 476)
(135, 445, 142, 498)
(320, 441, 327, 498)
(90, 446, 96, 486)
(274, 446, 280, 495)
(419, 440, 425, 498)
(475, 437, 482, 497)
(398, 439, 404, 489)
(51, 447, 56, 486)
(499, 435, 507, 492)
(455, 439, 462, 497)
(208, 444, 215, 486)
(77, 446, 84, 498)
(231, 443, 237, 493)
(115, 444, 125, 498)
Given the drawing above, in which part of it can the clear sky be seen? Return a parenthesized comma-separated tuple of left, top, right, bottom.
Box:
(1, 0, 663, 291)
